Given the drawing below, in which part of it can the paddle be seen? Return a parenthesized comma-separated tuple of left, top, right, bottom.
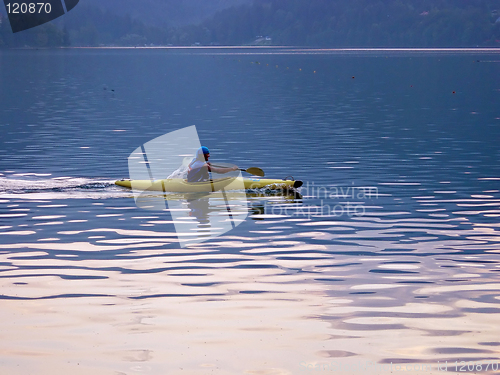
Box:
(243, 167, 265, 177)
(211, 165, 265, 177)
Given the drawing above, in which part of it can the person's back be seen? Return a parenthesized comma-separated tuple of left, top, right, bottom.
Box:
(187, 164, 209, 182)
(187, 146, 210, 182)
(187, 146, 238, 182)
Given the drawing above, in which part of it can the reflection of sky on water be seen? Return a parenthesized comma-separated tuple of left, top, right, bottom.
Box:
(1, 183, 499, 374)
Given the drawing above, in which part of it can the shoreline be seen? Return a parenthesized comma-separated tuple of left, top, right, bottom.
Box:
(2, 46, 500, 53)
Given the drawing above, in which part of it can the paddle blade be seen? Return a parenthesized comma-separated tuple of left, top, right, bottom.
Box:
(246, 167, 265, 177)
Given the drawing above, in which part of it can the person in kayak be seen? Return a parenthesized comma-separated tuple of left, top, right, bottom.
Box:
(187, 146, 238, 182)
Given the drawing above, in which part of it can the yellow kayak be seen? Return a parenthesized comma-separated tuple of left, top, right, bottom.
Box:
(115, 177, 302, 193)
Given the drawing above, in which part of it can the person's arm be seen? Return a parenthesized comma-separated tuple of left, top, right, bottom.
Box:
(207, 163, 238, 174)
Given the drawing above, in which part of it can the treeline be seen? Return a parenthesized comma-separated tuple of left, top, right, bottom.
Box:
(83, 0, 252, 27)
(59, 5, 172, 46)
(1, 0, 500, 48)
(0, 1, 247, 48)
(188, 0, 500, 47)
(0, 5, 172, 48)
(0, 19, 69, 48)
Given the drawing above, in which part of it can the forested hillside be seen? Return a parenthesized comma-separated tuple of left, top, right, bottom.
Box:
(0, 19, 69, 48)
(1, 0, 500, 48)
(0, 0, 249, 47)
(84, 0, 251, 27)
(187, 0, 500, 47)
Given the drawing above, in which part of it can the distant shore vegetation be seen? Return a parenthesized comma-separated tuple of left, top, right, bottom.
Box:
(1, 0, 500, 48)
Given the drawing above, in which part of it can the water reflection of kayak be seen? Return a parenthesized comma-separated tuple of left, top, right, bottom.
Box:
(115, 177, 303, 193)
(125, 190, 302, 202)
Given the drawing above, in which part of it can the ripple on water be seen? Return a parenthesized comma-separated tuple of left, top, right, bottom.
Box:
(1, 50, 500, 373)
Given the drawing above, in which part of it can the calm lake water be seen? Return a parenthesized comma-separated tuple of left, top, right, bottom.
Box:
(1, 48, 500, 374)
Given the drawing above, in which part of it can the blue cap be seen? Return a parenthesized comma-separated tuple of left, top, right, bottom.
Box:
(201, 146, 210, 154)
